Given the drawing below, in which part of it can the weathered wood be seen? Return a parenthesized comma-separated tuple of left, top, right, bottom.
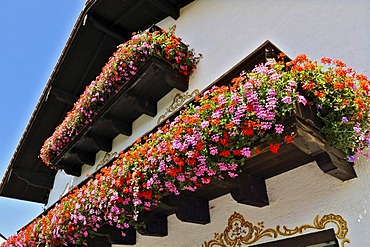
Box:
(49, 87, 78, 105)
(315, 151, 357, 181)
(230, 173, 269, 207)
(84, 133, 112, 152)
(88, 13, 129, 42)
(129, 94, 157, 117)
(138, 216, 168, 237)
(162, 196, 210, 224)
(13, 168, 54, 190)
(96, 225, 136, 245)
(292, 111, 357, 181)
(149, 1, 180, 20)
(107, 117, 132, 136)
(61, 163, 82, 177)
(65, 149, 96, 166)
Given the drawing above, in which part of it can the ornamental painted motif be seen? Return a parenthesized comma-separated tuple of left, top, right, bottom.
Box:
(203, 212, 350, 247)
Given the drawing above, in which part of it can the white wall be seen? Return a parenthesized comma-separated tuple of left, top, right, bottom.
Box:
(0, 236, 5, 245)
(132, 160, 370, 246)
(48, 0, 370, 245)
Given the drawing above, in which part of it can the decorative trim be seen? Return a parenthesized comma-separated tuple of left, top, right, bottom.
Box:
(157, 89, 199, 124)
(60, 176, 74, 199)
(95, 151, 118, 171)
(203, 212, 350, 247)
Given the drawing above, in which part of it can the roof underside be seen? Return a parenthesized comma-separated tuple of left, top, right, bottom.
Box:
(0, 0, 194, 204)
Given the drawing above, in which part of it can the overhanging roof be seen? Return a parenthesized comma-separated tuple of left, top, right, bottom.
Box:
(0, 0, 194, 204)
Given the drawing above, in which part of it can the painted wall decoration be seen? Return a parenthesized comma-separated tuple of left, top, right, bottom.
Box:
(203, 212, 350, 247)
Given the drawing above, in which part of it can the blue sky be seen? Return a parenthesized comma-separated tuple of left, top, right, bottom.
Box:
(0, 0, 86, 237)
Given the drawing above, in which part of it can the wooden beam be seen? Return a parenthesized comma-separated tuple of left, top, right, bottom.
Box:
(113, 0, 147, 25)
(60, 163, 82, 177)
(50, 87, 78, 105)
(163, 68, 189, 92)
(88, 13, 129, 42)
(73, 149, 96, 166)
(130, 95, 157, 117)
(106, 117, 132, 136)
(294, 115, 357, 181)
(314, 151, 357, 181)
(162, 196, 210, 224)
(97, 225, 136, 245)
(230, 173, 269, 207)
(85, 133, 112, 152)
(138, 216, 168, 237)
(13, 168, 54, 190)
(149, 0, 180, 20)
(64, 149, 96, 166)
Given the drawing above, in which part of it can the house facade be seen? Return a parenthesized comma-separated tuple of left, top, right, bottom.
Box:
(1, 0, 369, 246)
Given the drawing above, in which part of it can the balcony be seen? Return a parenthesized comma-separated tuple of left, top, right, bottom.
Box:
(52, 56, 189, 176)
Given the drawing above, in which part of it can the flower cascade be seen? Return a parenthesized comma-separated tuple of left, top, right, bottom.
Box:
(286, 54, 370, 161)
(4, 55, 370, 246)
(40, 28, 201, 167)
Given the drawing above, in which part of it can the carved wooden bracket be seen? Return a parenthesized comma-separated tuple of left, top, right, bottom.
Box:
(230, 174, 269, 207)
(138, 216, 168, 237)
(88, 225, 136, 246)
(161, 195, 211, 224)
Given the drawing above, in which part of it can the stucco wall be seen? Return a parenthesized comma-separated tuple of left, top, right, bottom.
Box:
(48, 0, 370, 245)
(132, 160, 370, 246)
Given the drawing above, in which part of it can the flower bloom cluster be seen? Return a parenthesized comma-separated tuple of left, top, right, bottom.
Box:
(4, 54, 369, 246)
(40, 28, 201, 167)
(286, 54, 370, 161)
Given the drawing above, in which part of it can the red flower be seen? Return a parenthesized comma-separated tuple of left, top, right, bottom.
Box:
(269, 143, 281, 154)
(220, 130, 230, 146)
(219, 150, 230, 157)
(284, 135, 293, 144)
(195, 142, 204, 151)
(186, 158, 197, 166)
(173, 157, 185, 167)
(242, 126, 254, 136)
(247, 104, 254, 112)
(141, 190, 153, 200)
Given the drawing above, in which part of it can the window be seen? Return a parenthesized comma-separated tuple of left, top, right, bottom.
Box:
(251, 229, 338, 247)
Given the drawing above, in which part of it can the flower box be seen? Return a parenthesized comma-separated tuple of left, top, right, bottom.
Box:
(135, 103, 356, 237)
(5, 54, 368, 247)
(40, 28, 201, 174)
(54, 56, 190, 176)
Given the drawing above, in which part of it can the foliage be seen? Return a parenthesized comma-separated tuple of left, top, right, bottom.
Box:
(285, 54, 370, 161)
(4, 54, 370, 246)
(40, 28, 201, 167)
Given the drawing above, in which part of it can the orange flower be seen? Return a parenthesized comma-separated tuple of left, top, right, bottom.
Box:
(333, 82, 345, 90)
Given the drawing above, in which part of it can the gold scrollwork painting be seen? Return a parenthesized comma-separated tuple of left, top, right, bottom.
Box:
(203, 212, 350, 247)
(157, 89, 199, 124)
(95, 151, 118, 171)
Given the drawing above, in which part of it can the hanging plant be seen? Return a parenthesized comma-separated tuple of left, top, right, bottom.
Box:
(4, 54, 369, 246)
(40, 27, 202, 167)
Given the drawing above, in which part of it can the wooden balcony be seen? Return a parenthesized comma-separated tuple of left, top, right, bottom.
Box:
(65, 43, 357, 245)
(73, 104, 357, 245)
(52, 56, 189, 176)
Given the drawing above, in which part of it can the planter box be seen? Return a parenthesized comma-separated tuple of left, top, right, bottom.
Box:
(53, 56, 189, 176)
(136, 104, 357, 238)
